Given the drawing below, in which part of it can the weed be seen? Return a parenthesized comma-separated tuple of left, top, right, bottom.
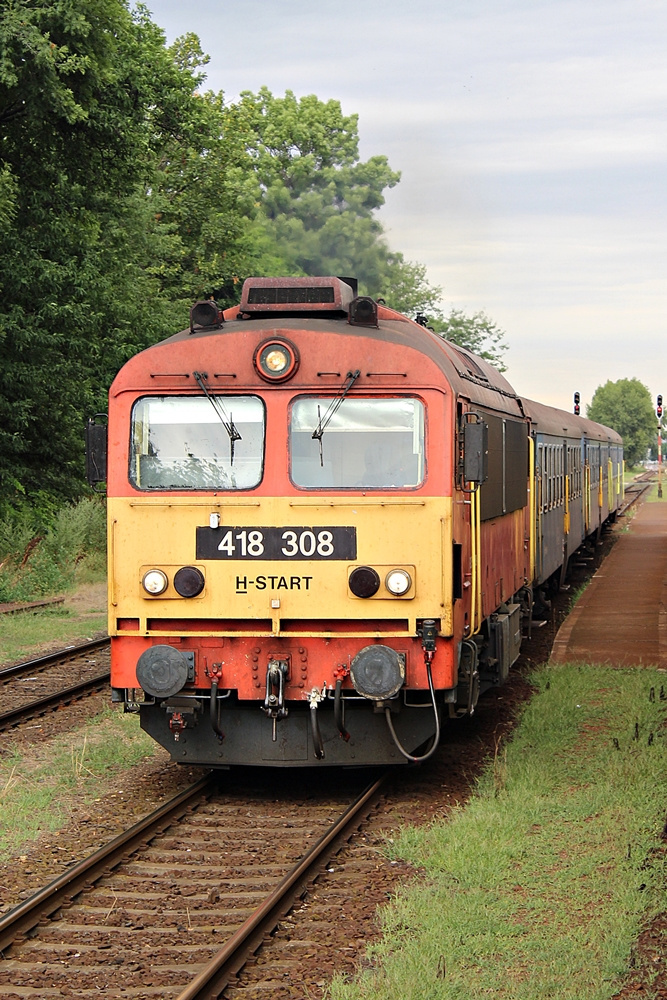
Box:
(568, 580, 590, 609)
(0, 709, 158, 859)
(328, 665, 667, 1000)
(0, 497, 106, 603)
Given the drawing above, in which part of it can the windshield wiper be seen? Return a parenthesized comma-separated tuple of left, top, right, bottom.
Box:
(193, 371, 242, 466)
(312, 369, 361, 467)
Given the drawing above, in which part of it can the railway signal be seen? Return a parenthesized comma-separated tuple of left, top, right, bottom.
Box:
(658, 395, 663, 498)
(573, 391, 580, 415)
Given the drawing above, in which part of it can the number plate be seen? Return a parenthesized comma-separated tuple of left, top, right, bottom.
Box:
(196, 526, 357, 560)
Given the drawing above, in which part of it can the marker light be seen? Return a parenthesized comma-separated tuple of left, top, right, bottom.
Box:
(254, 339, 299, 382)
(142, 569, 168, 595)
(173, 566, 205, 598)
(349, 566, 381, 599)
(385, 569, 412, 596)
(190, 300, 223, 333)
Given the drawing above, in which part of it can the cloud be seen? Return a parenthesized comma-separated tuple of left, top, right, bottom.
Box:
(147, 0, 667, 411)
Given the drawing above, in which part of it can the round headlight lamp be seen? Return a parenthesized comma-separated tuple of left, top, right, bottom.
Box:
(254, 339, 299, 382)
(385, 569, 412, 596)
(349, 566, 381, 599)
(173, 566, 205, 598)
(142, 569, 168, 596)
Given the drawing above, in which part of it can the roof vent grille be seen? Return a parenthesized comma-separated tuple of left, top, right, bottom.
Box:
(240, 276, 356, 315)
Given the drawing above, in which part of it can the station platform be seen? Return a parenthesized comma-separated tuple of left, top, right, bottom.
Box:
(551, 494, 667, 668)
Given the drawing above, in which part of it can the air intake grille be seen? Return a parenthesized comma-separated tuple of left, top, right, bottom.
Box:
(240, 276, 355, 314)
(247, 286, 335, 305)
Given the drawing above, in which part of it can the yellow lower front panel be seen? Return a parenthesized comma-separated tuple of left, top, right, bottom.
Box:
(108, 495, 453, 637)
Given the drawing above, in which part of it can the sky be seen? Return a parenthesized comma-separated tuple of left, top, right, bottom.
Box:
(145, 0, 666, 414)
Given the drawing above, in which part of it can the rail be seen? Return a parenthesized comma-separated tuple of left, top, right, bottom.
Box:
(0, 636, 109, 681)
(0, 774, 214, 953)
(176, 774, 386, 1000)
(0, 773, 387, 998)
(0, 670, 110, 730)
(0, 637, 111, 730)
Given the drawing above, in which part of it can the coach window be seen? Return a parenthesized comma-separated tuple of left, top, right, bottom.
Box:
(130, 395, 265, 490)
(289, 397, 425, 489)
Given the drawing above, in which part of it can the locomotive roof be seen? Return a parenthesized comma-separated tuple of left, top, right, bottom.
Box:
(219, 303, 528, 419)
(112, 275, 620, 448)
(114, 305, 525, 419)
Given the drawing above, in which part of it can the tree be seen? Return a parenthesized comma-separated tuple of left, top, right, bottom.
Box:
(141, 40, 284, 311)
(235, 88, 401, 291)
(0, 2, 241, 507)
(0, 6, 512, 510)
(229, 88, 509, 367)
(433, 309, 508, 371)
(586, 378, 655, 466)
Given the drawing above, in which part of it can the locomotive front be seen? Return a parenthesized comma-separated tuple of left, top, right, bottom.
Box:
(105, 277, 460, 766)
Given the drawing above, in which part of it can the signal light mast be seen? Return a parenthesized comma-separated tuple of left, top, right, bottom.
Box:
(658, 394, 663, 499)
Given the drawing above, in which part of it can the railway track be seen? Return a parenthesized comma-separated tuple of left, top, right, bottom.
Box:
(0, 771, 386, 998)
(620, 471, 656, 514)
(0, 637, 110, 732)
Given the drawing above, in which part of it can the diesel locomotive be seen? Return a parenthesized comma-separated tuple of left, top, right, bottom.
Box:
(87, 275, 623, 767)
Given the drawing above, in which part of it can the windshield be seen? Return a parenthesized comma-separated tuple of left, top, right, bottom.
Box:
(290, 397, 425, 489)
(130, 395, 265, 490)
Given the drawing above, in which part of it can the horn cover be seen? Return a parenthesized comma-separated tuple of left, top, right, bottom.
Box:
(350, 644, 405, 700)
(136, 645, 190, 699)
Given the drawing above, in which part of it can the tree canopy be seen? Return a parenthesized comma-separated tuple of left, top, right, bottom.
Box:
(586, 378, 655, 466)
(432, 309, 508, 372)
(0, 1, 509, 512)
(0, 0, 201, 504)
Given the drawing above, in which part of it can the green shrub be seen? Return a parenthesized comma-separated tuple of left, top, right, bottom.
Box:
(0, 497, 106, 602)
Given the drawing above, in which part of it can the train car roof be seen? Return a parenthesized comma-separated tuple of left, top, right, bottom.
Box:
(520, 396, 622, 445)
(119, 301, 526, 420)
(114, 273, 620, 447)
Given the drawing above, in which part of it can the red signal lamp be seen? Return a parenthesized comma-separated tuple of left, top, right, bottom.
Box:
(573, 391, 580, 416)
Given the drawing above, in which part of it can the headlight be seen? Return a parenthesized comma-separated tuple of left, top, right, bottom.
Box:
(385, 569, 412, 596)
(142, 569, 168, 595)
(254, 339, 299, 382)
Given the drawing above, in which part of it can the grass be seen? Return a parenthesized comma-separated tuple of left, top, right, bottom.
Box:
(0, 600, 107, 666)
(567, 580, 590, 610)
(624, 465, 645, 486)
(0, 496, 108, 664)
(0, 708, 159, 859)
(328, 664, 667, 1000)
(645, 482, 666, 502)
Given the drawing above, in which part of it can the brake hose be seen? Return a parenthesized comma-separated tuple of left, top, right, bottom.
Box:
(385, 644, 441, 764)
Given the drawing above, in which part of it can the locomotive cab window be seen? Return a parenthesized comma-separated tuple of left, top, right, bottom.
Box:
(130, 395, 265, 490)
(289, 397, 425, 489)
